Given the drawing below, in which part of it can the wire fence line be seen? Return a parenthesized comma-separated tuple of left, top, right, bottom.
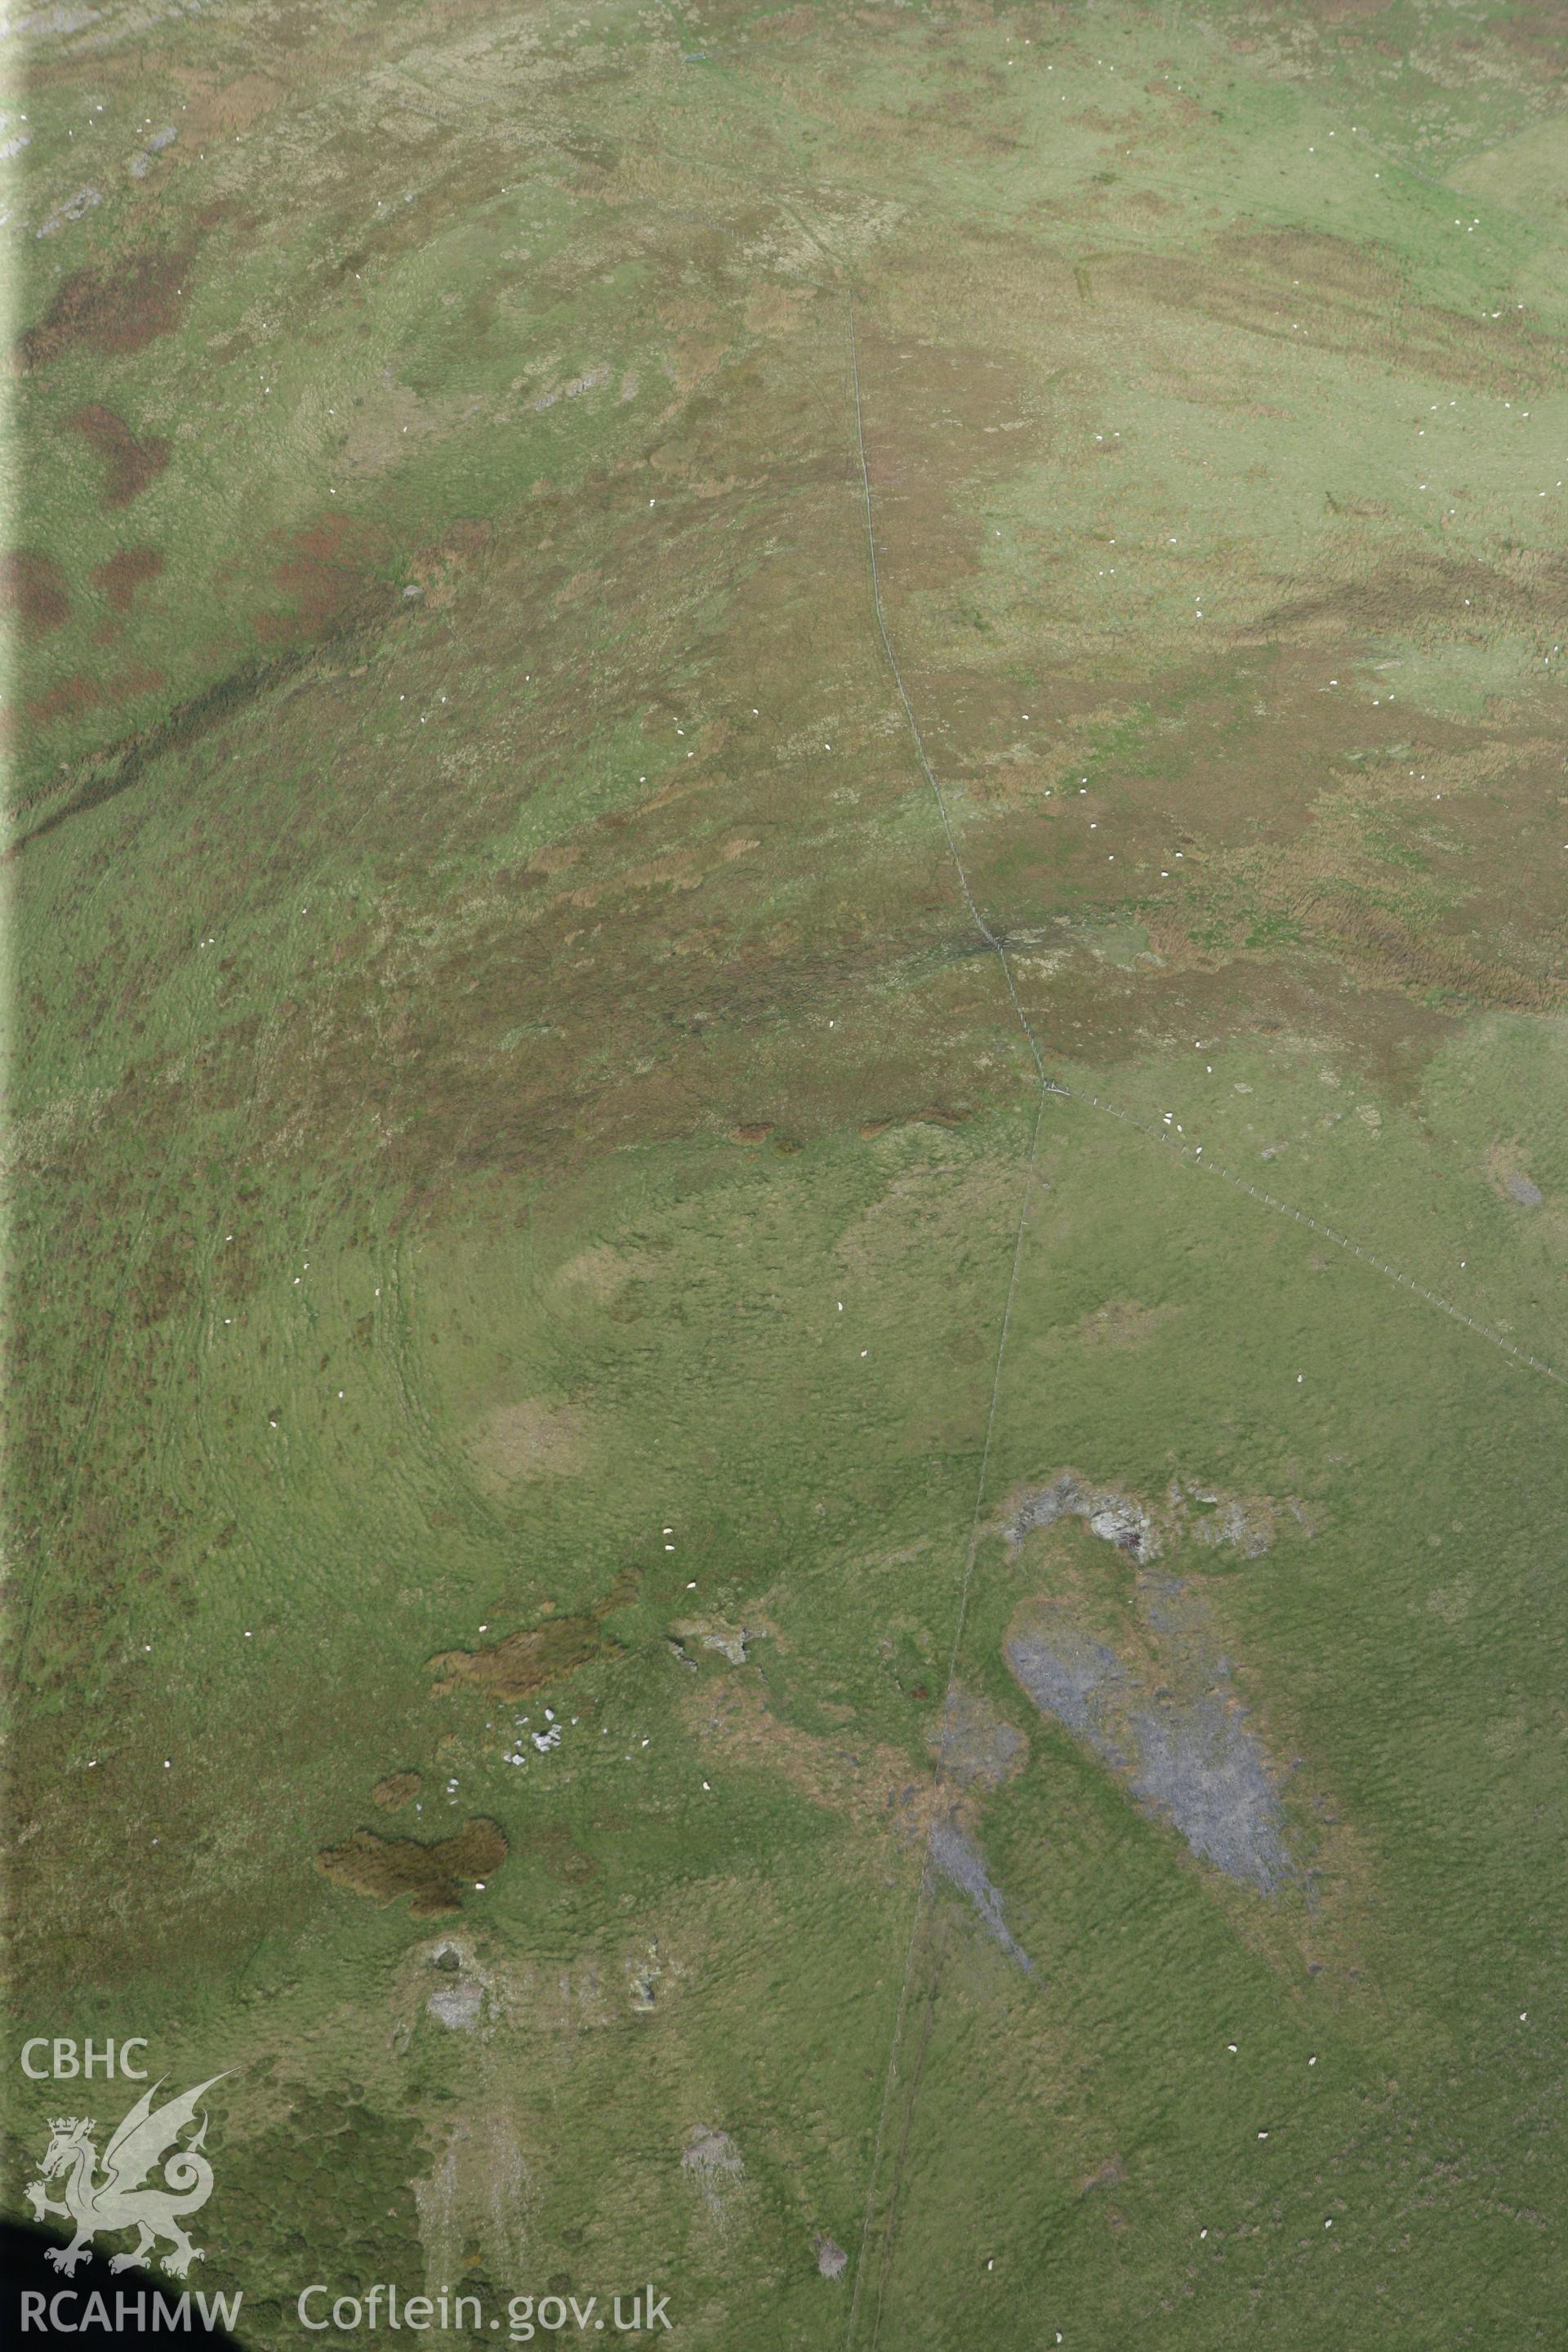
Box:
(1068, 1089, 1568, 1386)
(844, 293, 1055, 2352)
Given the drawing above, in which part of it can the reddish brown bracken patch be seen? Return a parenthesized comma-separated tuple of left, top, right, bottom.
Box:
(28, 666, 165, 728)
(318, 1817, 507, 1918)
(16, 245, 195, 370)
(91, 546, 165, 609)
(68, 407, 172, 510)
(1, 550, 70, 635)
(429, 1612, 611, 1700)
(1489, 2, 1562, 74)
(252, 512, 391, 646)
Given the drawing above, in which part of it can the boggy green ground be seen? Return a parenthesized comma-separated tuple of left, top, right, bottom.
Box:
(5, 2, 1566, 2345)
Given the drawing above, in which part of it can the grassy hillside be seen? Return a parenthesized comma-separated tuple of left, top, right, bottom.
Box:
(6, 2, 1565, 2345)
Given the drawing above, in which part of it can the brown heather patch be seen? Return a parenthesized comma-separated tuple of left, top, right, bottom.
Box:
(67, 407, 172, 510)
(28, 666, 166, 728)
(1016, 945, 1456, 1103)
(20, 225, 1507, 1209)
(91, 547, 165, 609)
(1162, 719, 1568, 1017)
(1291, 889, 1564, 1013)
(841, 305, 1045, 599)
(1, 550, 70, 635)
(216, 409, 1018, 1187)
(318, 1817, 507, 1918)
(168, 68, 290, 136)
(16, 246, 195, 370)
(956, 568, 1548, 893)
(427, 1616, 610, 1701)
(1252, 547, 1566, 646)
(956, 581, 1566, 1032)
(428, 1570, 639, 1703)
(1493, 3, 1566, 75)
(1097, 236, 1565, 398)
(372, 1771, 422, 1809)
(254, 511, 393, 646)
(746, 2, 818, 38)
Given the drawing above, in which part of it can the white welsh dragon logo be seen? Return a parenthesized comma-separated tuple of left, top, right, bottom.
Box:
(26, 2076, 227, 2279)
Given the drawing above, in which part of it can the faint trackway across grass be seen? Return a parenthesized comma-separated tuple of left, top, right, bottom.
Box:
(840, 283, 1563, 2352)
